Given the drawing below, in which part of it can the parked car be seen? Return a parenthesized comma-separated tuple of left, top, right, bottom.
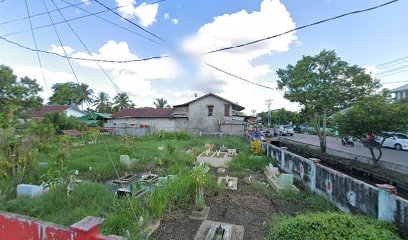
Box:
(278, 125, 294, 136)
(380, 133, 408, 150)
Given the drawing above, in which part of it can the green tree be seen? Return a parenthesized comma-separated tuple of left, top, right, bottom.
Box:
(0, 65, 43, 127)
(335, 93, 408, 165)
(93, 92, 112, 113)
(76, 83, 94, 110)
(113, 92, 134, 110)
(153, 98, 170, 109)
(277, 50, 379, 152)
(41, 112, 83, 133)
(48, 82, 79, 106)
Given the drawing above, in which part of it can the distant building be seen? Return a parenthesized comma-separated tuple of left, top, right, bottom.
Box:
(108, 93, 246, 135)
(391, 83, 408, 102)
(32, 105, 87, 119)
(173, 93, 245, 134)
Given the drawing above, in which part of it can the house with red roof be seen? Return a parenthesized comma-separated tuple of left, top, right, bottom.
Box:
(32, 105, 87, 119)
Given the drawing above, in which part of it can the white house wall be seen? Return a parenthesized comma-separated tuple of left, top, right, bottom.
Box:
(109, 118, 176, 132)
(64, 108, 86, 117)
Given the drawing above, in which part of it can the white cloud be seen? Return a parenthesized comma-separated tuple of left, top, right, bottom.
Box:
(364, 65, 378, 79)
(49, 44, 74, 55)
(81, 0, 91, 5)
(182, 0, 299, 113)
(164, 12, 170, 19)
(115, 0, 159, 27)
(171, 18, 179, 24)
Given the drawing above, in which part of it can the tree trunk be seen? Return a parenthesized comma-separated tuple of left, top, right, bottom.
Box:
(314, 112, 327, 153)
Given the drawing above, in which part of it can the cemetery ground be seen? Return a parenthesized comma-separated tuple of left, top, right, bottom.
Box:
(0, 133, 402, 239)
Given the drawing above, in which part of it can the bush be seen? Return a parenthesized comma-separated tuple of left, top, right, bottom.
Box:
(267, 212, 401, 240)
(250, 139, 263, 155)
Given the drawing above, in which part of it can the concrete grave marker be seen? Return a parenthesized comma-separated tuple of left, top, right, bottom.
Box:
(194, 220, 244, 240)
(217, 176, 238, 190)
(17, 184, 46, 198)
(227, 149, 237, 156)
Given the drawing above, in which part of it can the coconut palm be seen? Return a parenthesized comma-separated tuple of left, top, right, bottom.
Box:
(76, 83, 94, 110)
(153, 98, 171, 109)
(113, 92, 134, 110)
(93, 92, 111, 112)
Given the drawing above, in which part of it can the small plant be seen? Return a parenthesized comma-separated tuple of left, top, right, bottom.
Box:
(165, 141, 176, 155)
(250, 139, 263, 156)
(190, 164, 209, 210)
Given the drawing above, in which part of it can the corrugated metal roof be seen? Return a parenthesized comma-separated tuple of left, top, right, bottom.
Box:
(173, 93, 245, 111)
(32, 105, 71, 118)
(391, 83, 408, 93)
(111, 108, 173, 119)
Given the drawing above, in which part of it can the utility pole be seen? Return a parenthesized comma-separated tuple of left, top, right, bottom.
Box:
(265, 99, 272, 127)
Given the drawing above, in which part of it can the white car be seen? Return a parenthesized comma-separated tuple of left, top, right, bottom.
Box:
(381, 133, 408, 150)
(278, 125, 294, 136)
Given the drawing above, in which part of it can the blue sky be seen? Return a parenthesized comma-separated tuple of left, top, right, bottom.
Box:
(0, 0, 407, 113)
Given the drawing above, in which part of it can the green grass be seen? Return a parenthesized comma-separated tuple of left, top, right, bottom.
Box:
(267, 212, 401, 240)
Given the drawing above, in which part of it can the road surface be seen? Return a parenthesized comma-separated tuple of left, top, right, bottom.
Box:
(281, 133, 408, 168)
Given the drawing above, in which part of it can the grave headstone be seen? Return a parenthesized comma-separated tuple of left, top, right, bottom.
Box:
(120, 155, 131, 167)
(17, 184, 45, 197)
(278, 174, 294, 189)
(220, 145, 228, 152)
(265, 162, 279, 176)
(217, 168, 225, 174)
(227, 149, 237, 156)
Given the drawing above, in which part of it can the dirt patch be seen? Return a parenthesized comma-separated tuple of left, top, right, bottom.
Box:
(151, 172, 276, 240)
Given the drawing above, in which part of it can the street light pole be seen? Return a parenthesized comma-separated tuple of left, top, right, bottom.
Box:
(265, 99, 272, 127)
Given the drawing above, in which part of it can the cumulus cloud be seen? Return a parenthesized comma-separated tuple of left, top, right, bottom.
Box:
(182, 0, 299, 113)
(164, 12, 170, 19)
(115, 0, 159, 27)
(49, 44, 74, 55)
(171, 18, 179, 24)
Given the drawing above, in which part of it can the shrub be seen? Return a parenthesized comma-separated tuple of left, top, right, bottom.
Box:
(250, 139, 263, 155)
(267, 212, 401, 240)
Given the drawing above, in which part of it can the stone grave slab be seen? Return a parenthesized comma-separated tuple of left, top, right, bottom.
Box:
(194, 220, 244, 240)
(265, 173, 299, 192)
(17, 184, 46, 197)
(217, 176, 238, 190)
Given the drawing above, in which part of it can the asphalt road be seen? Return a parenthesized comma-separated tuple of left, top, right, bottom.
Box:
(281, 133, 408, 166)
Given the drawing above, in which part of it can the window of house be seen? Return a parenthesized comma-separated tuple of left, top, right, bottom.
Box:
(224, 104, 230, 117)
(208, 105, 214, 116)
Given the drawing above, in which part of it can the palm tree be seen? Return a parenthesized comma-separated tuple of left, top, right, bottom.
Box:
(93, 92, 111, 112)
(113, 92, 134, 110)
(76, 83, 94, 110)
(153, 98, 171, 109)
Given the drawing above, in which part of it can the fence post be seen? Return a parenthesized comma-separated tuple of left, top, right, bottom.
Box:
(280, 147, 288, 170)
(376, 184, 397, 222)
(309, 158, 321, 192)
(266, 143, 270, 159)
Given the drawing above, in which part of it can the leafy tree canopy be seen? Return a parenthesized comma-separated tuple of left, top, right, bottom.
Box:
(277, 50, 379, 152)
(0, 65, 43, 128)
(153, 98, 170, 109)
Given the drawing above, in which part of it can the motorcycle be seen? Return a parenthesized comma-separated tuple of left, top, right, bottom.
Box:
(341, 137, 354, 147)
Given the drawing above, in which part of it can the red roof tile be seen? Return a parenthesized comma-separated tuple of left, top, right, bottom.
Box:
(111, 108, 173, 119)
(32, 105, 71, 118)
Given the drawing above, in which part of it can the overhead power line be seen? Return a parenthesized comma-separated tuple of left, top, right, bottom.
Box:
(24, 0, 50, 96)
(93, 0, 164, 43)
(381, 80, 408, 84)
(2, 0, 167, 40)
(50, 0, 121, 93)
(203, 0, 401, 55)
(204, 63, 275, 90)
(58, 0, 162, 45)
(40, 0, 80, 84)
(0, 0, 93, 26)
(0, 35, 169, 63)
(376, 56, 408, 68)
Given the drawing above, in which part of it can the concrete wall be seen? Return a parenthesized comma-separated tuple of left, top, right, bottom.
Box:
(220, 124, 244, 135)
(188, 95, 232, 134)
(0, 211, 122, 240)
(246, 135, 408, 235)
(109, 118, 176, 132)
(64, 108, 86, 118)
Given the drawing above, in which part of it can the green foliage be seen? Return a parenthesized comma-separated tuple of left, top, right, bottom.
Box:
(229, 153, 270, 172)
(277, 49, 380, 152)
(267, 212, 401, 240)
(93, 92, 112, 113)
(48, 82, 93, 109)
(155, 130, 192, 140)
(153, 98, 170, 109)
(165, 140, 176, 154)
(0, 65, 43, 127)
(41, 112, 83, 133)
(259, 108, 302, 126)
(113, 92, 135, 111)
(335, 93, 408, 164)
